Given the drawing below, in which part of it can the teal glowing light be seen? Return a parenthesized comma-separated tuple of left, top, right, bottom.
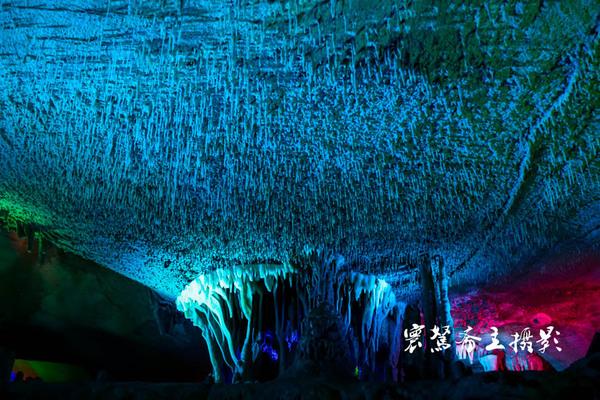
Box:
(176, 263, 294, 383)
(177, 255, 406, 383)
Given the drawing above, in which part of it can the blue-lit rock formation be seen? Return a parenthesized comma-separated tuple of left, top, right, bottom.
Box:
(176, 253, 405, 382)
(0, 1, 598, 298)
(0, 0, 599, 388)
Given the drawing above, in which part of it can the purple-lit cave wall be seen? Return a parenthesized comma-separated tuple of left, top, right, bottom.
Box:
(451, 253, 600, 371)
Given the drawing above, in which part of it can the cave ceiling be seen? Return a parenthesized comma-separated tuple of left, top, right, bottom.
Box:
(0, 0, 598, 298)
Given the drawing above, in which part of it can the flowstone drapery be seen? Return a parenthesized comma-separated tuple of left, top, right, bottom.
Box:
(176, 253, 406, 382)
(176, 263, 294, 382)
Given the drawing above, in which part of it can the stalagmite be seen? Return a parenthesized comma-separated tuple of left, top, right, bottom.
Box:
(434, 255, 455, 364)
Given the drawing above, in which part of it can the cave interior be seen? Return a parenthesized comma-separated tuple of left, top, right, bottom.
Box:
(0, 0, 599, 399)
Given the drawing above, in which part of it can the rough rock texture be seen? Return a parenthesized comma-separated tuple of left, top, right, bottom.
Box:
(0, 1, 598, 298)
(450, 251, 600, 372)
(296, 303, 353, 374)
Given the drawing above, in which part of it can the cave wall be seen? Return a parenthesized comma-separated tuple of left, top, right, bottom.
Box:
(0, 229, 209, 381)
(450, 251, 600, 372)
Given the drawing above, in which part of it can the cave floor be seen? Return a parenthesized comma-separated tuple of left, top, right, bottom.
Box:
(6, 355, 600, 400)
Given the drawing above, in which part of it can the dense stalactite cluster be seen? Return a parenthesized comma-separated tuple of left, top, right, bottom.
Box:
(0, 1, 598, 298)
(176, 262, 295, 382)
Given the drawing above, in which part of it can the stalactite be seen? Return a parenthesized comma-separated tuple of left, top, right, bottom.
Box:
(176, 253, 407, 382)
(177, 263, 293, 382)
